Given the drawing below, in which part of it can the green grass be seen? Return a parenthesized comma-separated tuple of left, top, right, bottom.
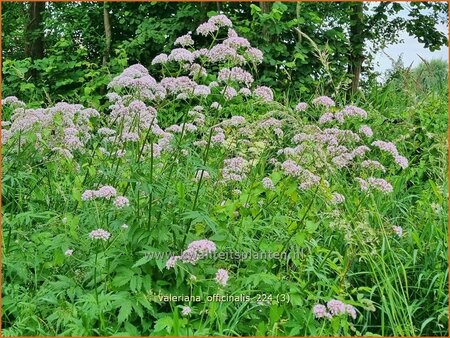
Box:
(2, 55, 448, 337)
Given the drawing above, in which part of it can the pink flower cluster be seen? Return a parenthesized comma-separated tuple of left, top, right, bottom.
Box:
(298, 170, 321, 190)
(218, 67, 254, 87)
(166, 239, 217, 269)
(222, 115, 246, 127)
(239, 87, 252, 96)
(194, 169, 210, 182)
(196, 14, 232, 36)
(361, 160, 386, 172)
(281, 160, 302, 177)
(392, 225, 403, 237)
(106, 96, 160, 148)
(181, 306, 192, 316)
(246, 47, 264, 63)
(108, 64, 158, 93)
(372, 140, 409, 169)
(208, 44, 245, 64)
(113, 196, 130, 209)
(224, 36, 251, 49)
(313, 300, 357, 320)
(2, 101, 98, 155)
(193, 85, 211, 97)
(372, 141, 398, 156)
(222, 156, 249, 182)
(187, 63, 207, 78)
(2, 96, 26, 107)
(254, 86, 274, 101)
(335, 105, 368, 123)
(212, 132, 226, 146)
(258, 118, 282, 129)
(89, 228, 111, 241)
(331, 193, 345, 204)
(367, 177, 394, 193)
(356, 177, 393, 193)
(215, 268, 229, 286)
(210, 102, 222, 110)
(151, 53, 168, 65)
(359, 125, 373, 137)
(295, 102, 308, 112)
(280, 160, 321, 190)
(223, 86, 238, 100)
(174, 33, 194, 47)
(168, 48, 195, 63)
(312, 96, 335, 107)
(318, 112, 334, 125)
(196, 21, 218, 36)
(331, 145, 370, 169)
(262, 177, 275, 190)
(160, 76, 196, 95)
(82, 186, 130, 207)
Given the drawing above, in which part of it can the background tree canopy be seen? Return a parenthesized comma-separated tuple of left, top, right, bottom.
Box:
(1, 1, 448, 107)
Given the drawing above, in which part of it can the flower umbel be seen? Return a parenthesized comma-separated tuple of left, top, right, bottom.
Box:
(89, 228, 111, 241)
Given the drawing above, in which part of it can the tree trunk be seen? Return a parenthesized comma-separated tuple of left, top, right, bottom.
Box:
(296, 2, 302, 43)
(25, 2, 45, 60)
(102, 2, 112, 66)
(199, 2, 210, 22)
(260, 1, 271, 41)
(348, 2, 365, 94)
(260, 1, 271, 13)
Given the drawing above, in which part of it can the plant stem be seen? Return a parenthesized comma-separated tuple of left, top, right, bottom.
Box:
(93, 248, 99, 306)
(281, 181, 321, 252)
(181, 127, 214, 247)
(147, 138, 154, 231)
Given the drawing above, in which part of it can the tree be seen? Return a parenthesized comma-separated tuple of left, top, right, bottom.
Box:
(25, 1, 45, 60)
(302, 1, 450, 94)
(102, 1, 112, 66)
(2, 1, 448, 102)
(1, 2, 28, 60)
(348, 2, 364, 94)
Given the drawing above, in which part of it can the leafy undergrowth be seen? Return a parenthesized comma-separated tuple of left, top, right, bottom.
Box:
(2, 15, 448, 336)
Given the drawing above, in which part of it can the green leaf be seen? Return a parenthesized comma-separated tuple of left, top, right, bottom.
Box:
(305, 221, 318, 234)
(154, 316, 173, 333)
(269, 305, 283, 324)
(112, 268, 135, 288)
(132, 256, 151, 268)
(250, 4, 261, 14)
(182, 210, 217, 233)
(293, 232, 306, 247)
(118, 299, 133, 323)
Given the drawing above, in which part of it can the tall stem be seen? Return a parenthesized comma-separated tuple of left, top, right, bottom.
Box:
(281, 181, 321, 252)
(94, 249, 99, 306)
(181, 128, 214, 247)
(147, 138, 154, 231)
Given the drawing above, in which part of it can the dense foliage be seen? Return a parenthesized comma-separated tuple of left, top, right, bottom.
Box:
(2, 1, 448, 106)
(2, 12, 448, 336)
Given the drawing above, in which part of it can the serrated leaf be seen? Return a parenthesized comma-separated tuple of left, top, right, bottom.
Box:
(118, 300, 133, 324)
(112, 268, 134, 288)
(132, 256, 151, 268)
(154, 316, 173, 333)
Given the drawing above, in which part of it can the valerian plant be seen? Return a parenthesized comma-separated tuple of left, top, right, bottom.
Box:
(2, 14, 447, 337)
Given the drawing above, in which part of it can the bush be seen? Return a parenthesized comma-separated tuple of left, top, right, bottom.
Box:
(2, 14, 447, 336)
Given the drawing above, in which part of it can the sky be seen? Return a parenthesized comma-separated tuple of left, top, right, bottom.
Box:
(373, 26, 448, 73)
(370, 2, 448, 73)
